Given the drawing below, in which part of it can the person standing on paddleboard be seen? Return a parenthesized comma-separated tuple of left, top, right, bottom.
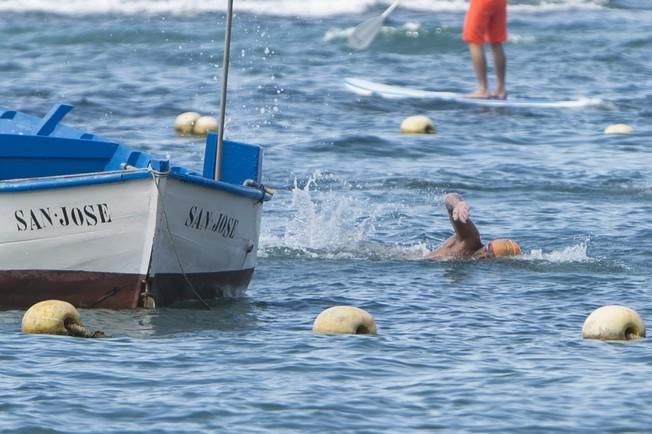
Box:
(424, 193, 521, 260)
(463, 0, 508, 99)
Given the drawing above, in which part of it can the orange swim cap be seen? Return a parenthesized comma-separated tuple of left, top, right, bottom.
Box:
(487, 239, 521, 257)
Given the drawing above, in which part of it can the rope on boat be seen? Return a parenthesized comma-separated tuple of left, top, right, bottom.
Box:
(243, 179, 274, 203)
(149, 168, 211, 310)
(84, 286, 123, 308)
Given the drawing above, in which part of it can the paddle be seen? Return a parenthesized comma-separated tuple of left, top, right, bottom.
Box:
(348, 0, 400, 50)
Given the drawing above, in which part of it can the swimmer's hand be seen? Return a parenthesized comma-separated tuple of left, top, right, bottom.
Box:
(452, 202, 469, 223)
(444, 193, 470, 223)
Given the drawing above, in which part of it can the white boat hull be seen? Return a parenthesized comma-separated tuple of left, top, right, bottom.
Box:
(148, 175, 263, 305)
(0, 170, 263, 308)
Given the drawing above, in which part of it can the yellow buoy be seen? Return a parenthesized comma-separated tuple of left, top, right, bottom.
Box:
(192, 115, 219, 136)
(21, 300, 108, 338)
(400, 115, 436, 134)
(604, 123, 633, 134)
(582, 305, 645, 341)
(312, 305, 377, 335)
(174, 111, 201, 135)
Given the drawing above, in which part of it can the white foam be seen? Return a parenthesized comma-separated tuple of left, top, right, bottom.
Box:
(510, 0, 607, 13)
(0, 0, 607, 17)
(508, 34, 538, 44)
(0, 0, 369, 16)
(259, 171, 442, 260)
(525, 240, 592, 263)
(323, 22, 422, 43)
(259, 171, 376, 258)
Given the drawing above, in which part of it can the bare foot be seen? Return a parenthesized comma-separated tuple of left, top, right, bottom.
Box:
(465, 90, 491, 99)
(490, 92, 507, 100)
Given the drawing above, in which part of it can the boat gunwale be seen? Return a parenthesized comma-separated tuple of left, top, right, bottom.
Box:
(0, 166, 267, 201)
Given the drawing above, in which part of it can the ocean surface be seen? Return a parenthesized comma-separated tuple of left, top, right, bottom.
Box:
(2, 0, 652, 432)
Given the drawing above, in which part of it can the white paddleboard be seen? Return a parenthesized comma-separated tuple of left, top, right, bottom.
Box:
(344, 77, 606, 109)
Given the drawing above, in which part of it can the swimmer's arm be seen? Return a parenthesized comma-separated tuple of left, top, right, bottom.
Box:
(445, 193, 480, 241)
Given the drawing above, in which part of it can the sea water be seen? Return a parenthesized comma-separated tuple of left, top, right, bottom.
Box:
(1, 0, 652, 432)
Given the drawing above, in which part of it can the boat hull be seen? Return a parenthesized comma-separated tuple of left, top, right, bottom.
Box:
(0, 171, 263, 309)
(148, 175, 262, 306)
(150, 269, 254, 306)
(0, 270, 144, 309)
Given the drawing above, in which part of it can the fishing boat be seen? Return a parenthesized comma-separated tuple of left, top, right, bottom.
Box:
(0, 0, 271, 309)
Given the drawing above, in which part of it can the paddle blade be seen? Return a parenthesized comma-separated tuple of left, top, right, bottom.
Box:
(348, 15, 385, 50)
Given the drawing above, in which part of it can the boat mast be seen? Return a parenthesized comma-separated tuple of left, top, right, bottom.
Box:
(214, 0, 234, 181)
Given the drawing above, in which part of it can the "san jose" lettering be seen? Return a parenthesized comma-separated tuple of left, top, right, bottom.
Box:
(184, 205, 238, 239)
(15, 203, 112, 232)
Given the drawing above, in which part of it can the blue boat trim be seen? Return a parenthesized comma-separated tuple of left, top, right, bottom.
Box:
(0, 169, 152, 192)
(170, 166, 267, 201)
(0, 167, 267, 200)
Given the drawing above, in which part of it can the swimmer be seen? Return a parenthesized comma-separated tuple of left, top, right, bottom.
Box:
(425, 192, 521, 260)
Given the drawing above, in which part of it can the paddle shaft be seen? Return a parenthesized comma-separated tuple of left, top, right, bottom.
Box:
(381, 0, 400, 19)
(348, 0, 400, 50)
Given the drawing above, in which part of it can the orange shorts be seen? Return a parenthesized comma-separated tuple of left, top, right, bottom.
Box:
(462, 0, 507, 44)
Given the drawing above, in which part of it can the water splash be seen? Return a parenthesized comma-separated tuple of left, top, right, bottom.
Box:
(259, 172, 436, 260)
(525, 240, 592, 262)
(260, 172, 375, 258)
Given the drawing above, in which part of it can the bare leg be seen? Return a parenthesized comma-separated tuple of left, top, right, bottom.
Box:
(467, 43, 489, 98)
(490, 43, 506, 99)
